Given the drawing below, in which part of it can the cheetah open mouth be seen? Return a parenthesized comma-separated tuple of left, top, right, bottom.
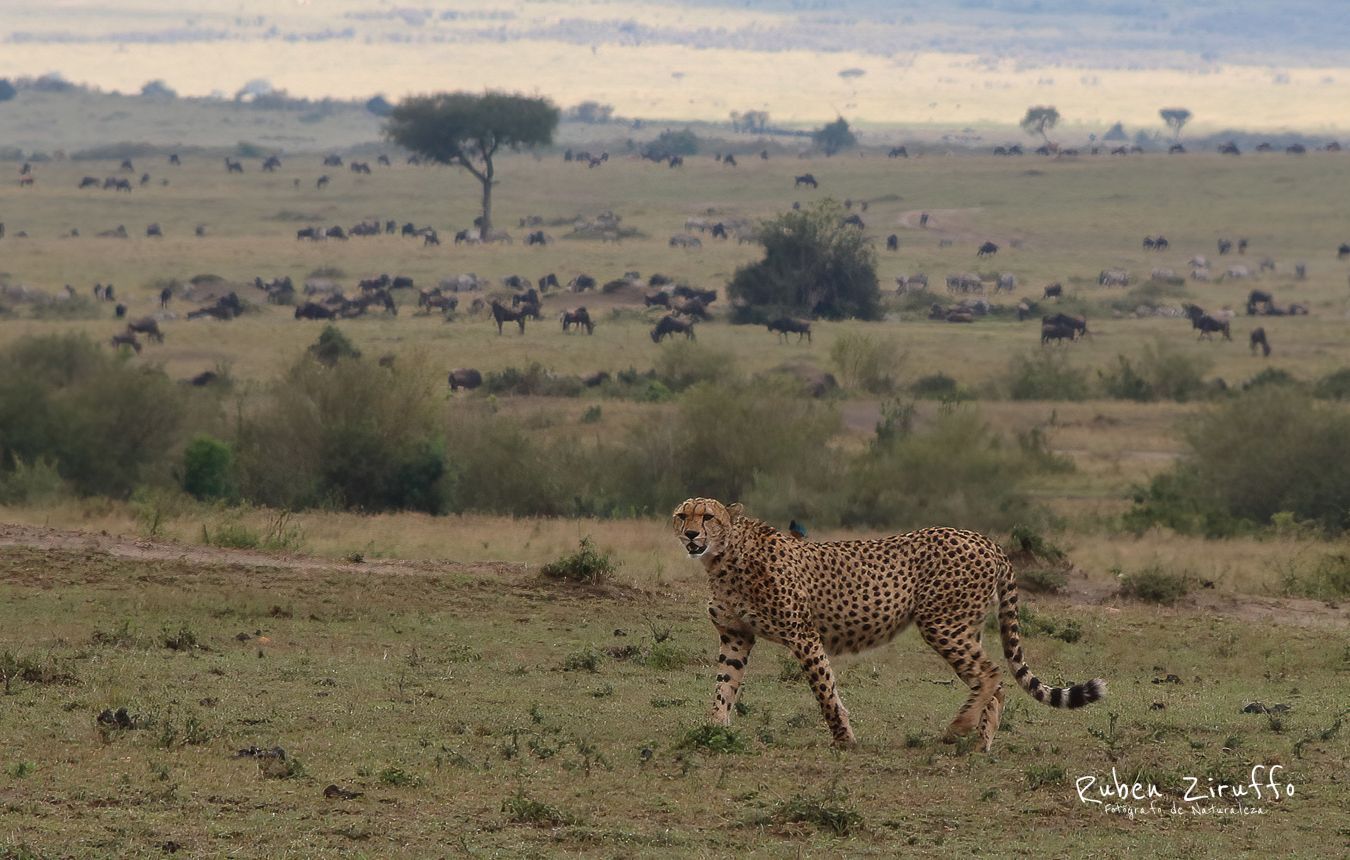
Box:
(685, 542, 706, 556)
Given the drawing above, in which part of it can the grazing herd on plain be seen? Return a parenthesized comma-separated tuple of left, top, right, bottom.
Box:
(4, 147, 1346, 385)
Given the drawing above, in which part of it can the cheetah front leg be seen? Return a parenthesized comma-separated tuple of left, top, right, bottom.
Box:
(787, 633, 855, 748)
(710, 625, 755, 725)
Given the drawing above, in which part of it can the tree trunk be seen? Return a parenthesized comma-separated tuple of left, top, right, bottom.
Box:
(478, 155, 494, 240)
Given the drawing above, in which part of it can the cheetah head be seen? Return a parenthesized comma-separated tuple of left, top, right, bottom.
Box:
(671, 498, 742, 560)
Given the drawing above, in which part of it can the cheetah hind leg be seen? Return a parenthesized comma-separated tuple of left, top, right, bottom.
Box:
(920, 625, 1001, 746)
(976, 683, 1006, 753)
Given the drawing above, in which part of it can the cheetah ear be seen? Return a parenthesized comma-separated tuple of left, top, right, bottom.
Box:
(726, 502, 744, 519)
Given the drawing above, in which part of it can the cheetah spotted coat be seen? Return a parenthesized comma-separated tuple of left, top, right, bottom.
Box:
(672, 498, 1105, 751)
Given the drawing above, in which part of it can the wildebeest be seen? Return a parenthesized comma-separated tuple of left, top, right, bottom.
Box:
(262, 155, 281, 172)
(294, 302, 337, 320)
(1250, 327, 1271, 357)
(160, 285, 173, 308)
(644, 291, 671, 308)
(126, 317, 164, 343)
(1169, 143, 1186, 154)
(316, 175, 330, 189)
(110, 332, 142, 354)
(1192, 314, 1232, 340)
(1217, 238, 1233, 255)
(323, 154, 343, 167)
(886, 234, 899, 251)
(569, 274, 597, 292)
(448, 368, 483, 391)
(1042, 312, 1088, 339)
(146, 223, 162, 237)
(560, 307, 594, 334)
(525, 230, 552, 246)
(672, 298, 710, 320)
(1238, 238, 1249, 254)
(490, 300, 527, 335)
(669, 234, 702, 249)
(1218, 142, 1240, 156)
(1246, 289, 1273, 315)
(650, 315, 696, 343)
(1295, 263, 1307, 280)
(187, 293, 245, 321)
(168, 154, 181, 166)
(767, 317, 812, 343)
(296, 227, 321, 241)
(1142, 235, 1168, 251)
(78, 176, 100, 188)
(538, 273, 560, 292)
(841, 214, 864, 229)
(325, 226, 347, 240)
(711, 223, 728, 240)
(794, 174, 818, 188)
(1041, 322, 1077, 345)
(888, 146, 909, 158)
(186, 371, 219, 387)
(224, 158, 243, 174)
(1287, 143, 1307, 155)
(977, 241, 998, 257)
(673, 284, 717, 305)
(1338, 242, 1350, 260)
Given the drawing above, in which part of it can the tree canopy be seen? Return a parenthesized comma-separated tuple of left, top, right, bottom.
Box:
(1020, 106, 1060, 144)
(812, 117, 857, 156)
(1159, 107, 1192, 140)
(385, 92, 559, 237)
(728, 201, 880, 321)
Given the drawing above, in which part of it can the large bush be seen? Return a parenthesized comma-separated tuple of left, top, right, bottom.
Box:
(235, 352, 447, 513)
(728, 201, 880, 320)
(1004, 351, 1090, 401)
(1098, 342, 1212, 402)
(1126, 389, 1350, 534)
(0, 335, 186, 497)
(837, 405, 1046, 532)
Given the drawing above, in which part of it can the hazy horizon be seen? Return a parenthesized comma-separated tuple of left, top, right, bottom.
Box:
(2, 0, 1349, 133)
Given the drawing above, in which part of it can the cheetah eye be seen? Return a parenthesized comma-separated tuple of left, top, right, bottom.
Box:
(701, 514, 714, 522)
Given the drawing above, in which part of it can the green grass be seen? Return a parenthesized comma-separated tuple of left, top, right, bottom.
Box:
(0, 545, 1346, 856)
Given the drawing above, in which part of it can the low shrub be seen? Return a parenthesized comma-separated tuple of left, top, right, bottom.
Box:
(830, 332, 906, 394)
(678, 724, 747, 754)
(541, 537, 615, 584)
(1312, 367, 1350, 400)
(1118, 566, 1191, 605)
(501, 791, 577, 826)
(771, 788, 864, 836)
(1005, 351, 1090, 401)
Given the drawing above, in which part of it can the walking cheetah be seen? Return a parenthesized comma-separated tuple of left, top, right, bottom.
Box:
(672, 498, 1105, 751)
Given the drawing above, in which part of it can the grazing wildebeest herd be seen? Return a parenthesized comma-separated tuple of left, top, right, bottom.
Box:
(3, 142, 1345, 397)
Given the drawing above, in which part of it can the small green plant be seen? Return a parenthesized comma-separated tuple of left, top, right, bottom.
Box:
(1280, 554, 1350, 599)
(563, 647, 603, 673)
(541, 537, 616, 584)
(771, 785, 863, 836)
(378, 766, 422, 787)
(1024, 763, 1066, 789)
(205, 521, 259, 549)
(678, 724, 747, 754)
(501, 790, 577, 826)
(6, 761, 35, 779)
(161, 624, 201, 652)
(643, 640, 696, 670)
(581, 404, 603, 423)
(1119, 566, 1191, 605)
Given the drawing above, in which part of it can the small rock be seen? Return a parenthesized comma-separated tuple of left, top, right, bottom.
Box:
(1152, 674, 1182, 685)
(1149, 702, 1166, 711)
(1241, 702, 1267, 714)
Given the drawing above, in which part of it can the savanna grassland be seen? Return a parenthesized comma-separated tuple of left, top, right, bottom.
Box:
(1, 138, 1349, 858)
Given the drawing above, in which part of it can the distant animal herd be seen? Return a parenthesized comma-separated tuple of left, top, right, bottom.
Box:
(4, 146, 1348, 386)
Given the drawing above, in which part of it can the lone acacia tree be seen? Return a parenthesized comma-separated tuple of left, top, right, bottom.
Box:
(385, 92, 559, 239)
(1020, 105, 1061, 147)
(813, 117, 857, 156)
(1160, 107, 1192, 141)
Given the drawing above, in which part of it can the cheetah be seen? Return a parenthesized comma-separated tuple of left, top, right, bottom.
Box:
(672, 498, 1105, 751)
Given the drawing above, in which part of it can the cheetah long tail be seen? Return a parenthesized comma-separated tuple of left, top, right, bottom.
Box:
(996, 560, 1105, 708)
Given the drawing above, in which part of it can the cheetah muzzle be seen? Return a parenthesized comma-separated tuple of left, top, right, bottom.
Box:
(671, 497, 1106, 752)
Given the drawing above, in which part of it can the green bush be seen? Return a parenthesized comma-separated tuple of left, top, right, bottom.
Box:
(483, 363, 584, 397)
(235, 352, 447, 513)
(1312, 367, 1350, 400)
(678, 725, 747, 754)
(1242, 367, 1301, 392)
(1005, 351, 1090, 401)
(0, 456, 68, 505)
(541, 537, 616, 584)
(182, 436, 234, 500)
(772, 788, 863, 836)
(1097, 342, 1212, 403)
(0, 334, 188, 497)
(911, 372, 969, 401)
(306, 325, 360, 367)
(644, 128, 700, 157)
(1280, 554, 1350, 599)
(1126, 389, 1350, 534)
(1119, 566, 1191, 605)
(653, 341, 733, 391)
(837, 405, 1047, 533)
(728, 201, 880, 320)
(830, 333, 905, 394)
